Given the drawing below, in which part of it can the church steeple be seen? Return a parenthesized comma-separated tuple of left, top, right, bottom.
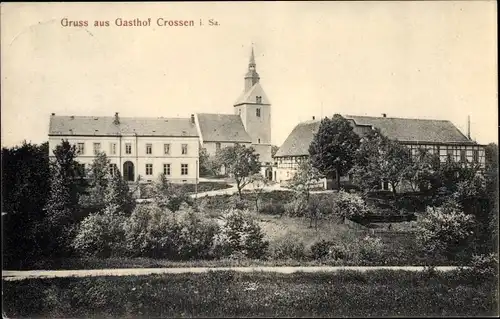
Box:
(245, 45, 260, 91)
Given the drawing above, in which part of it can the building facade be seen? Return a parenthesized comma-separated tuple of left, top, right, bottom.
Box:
(49, 114, 200, 183)
(273, 114, 486, 186)
(48, 47, 273, 182)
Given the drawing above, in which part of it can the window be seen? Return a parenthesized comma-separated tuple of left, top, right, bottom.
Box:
(163, 164, 171, 176)
(109, 164, 118, 176)
(77, 143, 85, 154)
(258, 138, 261, 144)
(145, 164, 153, 176)
(473, 150, 479, 163)
(182, 144, 188, 155)
(181, 164, 188, 175)
(460, 149, 466, 163)
(146, 143, 152, 155)
(256, 96, 262, 104)
(256, 108, 261, 117)
(125, 143, 132, 154)
(238, 109, 241, 115)
(164, 143, 170, 155)
(216, 142, 221, 151)
(110, 143, 117, 155)
(93, 143, 101, 155)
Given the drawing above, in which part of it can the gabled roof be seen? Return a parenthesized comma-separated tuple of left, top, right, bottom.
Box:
(49, 115, 198, 137)
(344, 115, 472, 144)
(275, 115, 475, 158)
(196, 113, 252, 143)
(275, 120, 320, 157)
(234, 82, 271, 106)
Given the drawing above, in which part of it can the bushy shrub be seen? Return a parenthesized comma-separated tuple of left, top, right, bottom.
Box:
(269, 233, 306, 260)
(213, 209, 268, 259)
(284, 197, 307, 217)
(259, 202, 286, 216)
(174, 208, 219, 260)
(333, 190, 370, 221)
(72, 208, 127, 258)
(228, 195, 249, 210)
(124, 205, 218, 260)
(416, 203, 476, 261)
(123, 204, 177, 258)
(357, 235, 385, 262)
(310, 240, 339, 260)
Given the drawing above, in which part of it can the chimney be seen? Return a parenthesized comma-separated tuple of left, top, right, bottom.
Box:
(312, 116, 315, 120)
(382, 113, 387, 118)
(467, 115, 471, 139)
(190, 114, 195, 124)
(114, 112, 120, 125)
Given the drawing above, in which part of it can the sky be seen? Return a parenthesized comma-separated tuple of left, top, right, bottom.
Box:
(1, 1, 497, 148)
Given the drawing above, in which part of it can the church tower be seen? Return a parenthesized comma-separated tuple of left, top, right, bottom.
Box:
(234, 46, 272, 165)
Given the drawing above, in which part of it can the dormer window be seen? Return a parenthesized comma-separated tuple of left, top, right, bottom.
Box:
(256, 108, 261, 117)
(256, 96, 262, 104)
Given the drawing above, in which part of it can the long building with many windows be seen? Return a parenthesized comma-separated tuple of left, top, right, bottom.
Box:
(48, 113, 200, 183)
(273, 114, 486, 187)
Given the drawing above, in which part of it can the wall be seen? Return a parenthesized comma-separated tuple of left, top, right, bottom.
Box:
(235, 103, 271, 145)
(201, 141, 252, 157)
(49, 135, 199, 183)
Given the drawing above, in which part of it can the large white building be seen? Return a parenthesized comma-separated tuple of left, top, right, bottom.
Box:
(48, 47, 273, 182)
(49, 114, 200, 183)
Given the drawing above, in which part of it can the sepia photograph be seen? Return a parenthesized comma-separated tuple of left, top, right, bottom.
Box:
(1, 1, 498, 317)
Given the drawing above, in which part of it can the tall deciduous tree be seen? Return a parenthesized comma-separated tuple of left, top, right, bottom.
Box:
(1, 141, 51, 267)
(105, 169, 135, 215)
(87, 151, 111, 207)
(44, 139, 83, 255)
(351, 129, 412, 196)
(216, 144, 261, 198)
(309, 114, 360, 190)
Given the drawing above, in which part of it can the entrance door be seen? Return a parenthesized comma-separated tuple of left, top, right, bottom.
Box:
(123, 161, 135, 181)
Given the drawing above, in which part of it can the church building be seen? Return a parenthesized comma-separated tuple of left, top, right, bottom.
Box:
(48, 47, 273, 182)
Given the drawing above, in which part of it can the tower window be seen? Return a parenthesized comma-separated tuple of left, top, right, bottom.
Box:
(256, 108, 261, 117)
(256, 96, 262, 104)
(258, 138, 261, 144)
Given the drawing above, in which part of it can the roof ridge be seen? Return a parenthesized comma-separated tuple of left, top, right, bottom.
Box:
(344, 114, 451, 122)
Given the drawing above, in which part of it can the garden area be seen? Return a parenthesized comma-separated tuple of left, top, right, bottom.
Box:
(2, 116, 498, 317)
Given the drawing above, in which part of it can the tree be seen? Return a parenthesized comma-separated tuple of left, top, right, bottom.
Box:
(44, 140, 84, 255)
(87, 152, 111, 207)
(199, 147, 215, 177)
(216, 144, 261, 198)
(105, 169, 135, 215)
(1, 141, 51, 267)
(309, 114, 360, 190)
(151, 173, 171, 209)
(351, 129, 412, 196)
(404, 147, 441, 193)
(250, 173, 269, 212)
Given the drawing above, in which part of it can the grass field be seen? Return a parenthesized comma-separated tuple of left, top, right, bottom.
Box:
(3, 270, 497, 318)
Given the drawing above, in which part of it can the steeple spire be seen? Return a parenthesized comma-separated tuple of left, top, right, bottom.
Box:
(249, 44, 256, 67)
(244, 43, 260, 91)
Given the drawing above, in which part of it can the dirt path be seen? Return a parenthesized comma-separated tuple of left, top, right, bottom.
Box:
(2, 266, 463, 281)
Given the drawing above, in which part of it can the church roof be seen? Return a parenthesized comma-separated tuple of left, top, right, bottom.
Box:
(196, 113, 252, 143)
(49, 115, 198, 137)
(275, 115, 475, 158)
(234, 82, 271, 106)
